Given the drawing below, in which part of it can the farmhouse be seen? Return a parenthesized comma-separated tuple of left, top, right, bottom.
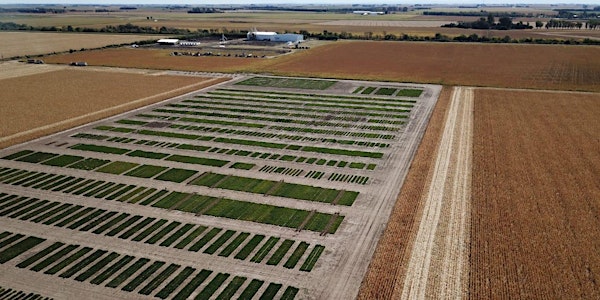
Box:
(247, 30, 304, 43)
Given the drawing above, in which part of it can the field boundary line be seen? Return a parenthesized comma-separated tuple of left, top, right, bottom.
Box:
(400, 86, 473, 299)
(0, 77, 224, 147)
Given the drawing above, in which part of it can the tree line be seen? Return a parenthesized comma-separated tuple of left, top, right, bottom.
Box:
(442, 15, 532, 30)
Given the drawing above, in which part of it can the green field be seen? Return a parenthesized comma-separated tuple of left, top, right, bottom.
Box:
(235, 77, 337, 90)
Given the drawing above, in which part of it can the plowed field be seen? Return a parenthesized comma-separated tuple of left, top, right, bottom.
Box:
(43, 48, 266, 72)
(256, 41, 600, 92)
(0, 69, 226, 148)
(471, 89, 600, 299)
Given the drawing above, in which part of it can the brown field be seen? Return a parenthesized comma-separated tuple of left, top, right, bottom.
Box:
(471, 89, 600, 299)
(255, 41, 600, 92)
(357, 87, 452, 299)
(0, 69, 227, 148)
(0, 32, 166, 58)
(43, 48, 267, 72)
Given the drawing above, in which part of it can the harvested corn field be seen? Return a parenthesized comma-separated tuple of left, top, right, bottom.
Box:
(0, 32, 166, 58)
(471, 89, 600, 299)
(256, 41, 600, 92)
(43, 48, 267, 73)
(0, 67, 227, 148)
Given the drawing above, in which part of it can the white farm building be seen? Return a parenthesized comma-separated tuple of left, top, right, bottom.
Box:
(247, 31, 304, 43)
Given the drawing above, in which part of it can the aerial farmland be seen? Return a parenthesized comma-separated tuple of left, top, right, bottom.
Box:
(0, 73, 440, 299)
(1, 3, 600, 300)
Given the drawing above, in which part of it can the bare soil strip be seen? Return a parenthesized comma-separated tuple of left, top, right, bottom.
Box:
(357, 87, 452, 299)
(400, 87, 473, 299)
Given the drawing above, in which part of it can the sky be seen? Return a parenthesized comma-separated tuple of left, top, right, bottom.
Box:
(3, 1, 600, 5)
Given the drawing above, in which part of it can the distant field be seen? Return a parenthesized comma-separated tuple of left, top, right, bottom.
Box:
(256, 41, 600, 92)
(0, 68, 226, 148)
(0, 32, 166, 58)
(43, 48, 266, 72)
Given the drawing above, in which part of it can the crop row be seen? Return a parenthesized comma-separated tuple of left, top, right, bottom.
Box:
(235, 76, 337, 90)
(0, 193, 325, 271)
(2, 232, 299, 300)
(0, 167, 345, 234)
(166, 120, 392, 148)
(328, 173, 370, 185)
(220, 87, 419, 103)
(168, 101, 407, 130)
(7, 148, 359, 205)
(0, 232, 46, 265)
(0, 285, 51, 300)
(353, 86, 423, 97)
(258, 164, 369, 185)
(183, 97, 409, 119)
(153, 107, 402, 132)
(94, 126, 385, 158)
(212, 88, 417, 107)
(72, 133, 378, 171)
(190, 172, 358, 205)
(259, 165, 304, 177)
(199, 93, 413, 114)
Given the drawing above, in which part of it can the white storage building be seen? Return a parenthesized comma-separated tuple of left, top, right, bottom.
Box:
(247, 31, 303, 43)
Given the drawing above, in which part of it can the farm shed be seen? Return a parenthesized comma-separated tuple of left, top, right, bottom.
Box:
(157, 38, 179, 45)
(247, 31, 303, 43)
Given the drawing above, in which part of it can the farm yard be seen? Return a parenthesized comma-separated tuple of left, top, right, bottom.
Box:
(0, 75, 441, 299)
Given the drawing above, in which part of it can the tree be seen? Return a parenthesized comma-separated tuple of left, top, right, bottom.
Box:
(535, 21, 544, 29)
(487, 13, 495, 26)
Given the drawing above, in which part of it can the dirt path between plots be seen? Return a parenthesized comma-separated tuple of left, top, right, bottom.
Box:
(356, 86, 452, 299)
(400, 86, 473, 299)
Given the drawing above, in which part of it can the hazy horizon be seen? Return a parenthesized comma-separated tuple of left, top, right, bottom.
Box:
(2, 1, 599, 6)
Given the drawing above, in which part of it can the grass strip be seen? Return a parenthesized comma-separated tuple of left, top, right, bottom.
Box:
(195, 273, 230, 299)
(16, 242, 64, 268)
(301, 146, 383, 158)
(42, 155, 83, 167)
(234, 235, 265, 260)
(79, 211, 117, 232)
(155, 168, 197, 183)
(166, 154, 229, 167)
(174, 226, 207, 249)
(138, 263, 180, 295)
(75, 252, 119, 282)
(259, 283, 282, 300)
(90, 255, 135, 285)
(105, 258, 150, 288)
(0, 236, 45, 264)
(132, 219, 167, 242)
(16, 152, 58, 163)
(203, 230, 235, 255)
(218, 232, 250, 257)
(155, 266, 195, 299)
(216, 276, 246, 300)
(68, 158, 110, 170)
(96, 161, 139, 175)
(119, 217, 156, 240)
(238, 279, 264, 300)
(59, 250, 107, 278)
(124, 165, 168, 178)
(30, 245, 78, 272)
(299, 245, 325, 272)
(283, 242, 309, 269)
(122, 261, 165, 292)
(160, 224, 194, 247)
(44, 247, 92, 275)
(281, 286, 299, 300)
(67, 209, 106, 229)
(70, 143, 128, 155)
(267, 240, 294, 266)
(145, 222, 181, 244)
(127, 149, 169, 159)
(106, 216, 143, 237)
(250, 237, 279, 263)
(172, 269, 212, 300)
(92, 213, 130, 234)
(189, 228, 221, 252)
